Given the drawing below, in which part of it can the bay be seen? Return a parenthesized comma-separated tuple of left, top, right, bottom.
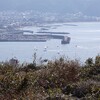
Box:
(0, 22, 100, 63)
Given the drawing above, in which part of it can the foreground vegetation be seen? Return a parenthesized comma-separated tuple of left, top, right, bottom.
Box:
(0, 55, 100, 100)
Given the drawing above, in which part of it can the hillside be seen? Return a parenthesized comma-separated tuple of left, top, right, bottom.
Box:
(0, 0, 100, 16)
(0, 55, 100, 99)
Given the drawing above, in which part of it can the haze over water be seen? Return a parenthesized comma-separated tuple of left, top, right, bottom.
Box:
(0, 22, 100, 63)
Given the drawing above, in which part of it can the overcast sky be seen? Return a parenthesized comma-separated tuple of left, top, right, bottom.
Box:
(0, 0, 100, 16)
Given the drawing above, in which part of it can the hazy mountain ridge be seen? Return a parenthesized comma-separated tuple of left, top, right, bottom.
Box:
(0, 0, 100, 16)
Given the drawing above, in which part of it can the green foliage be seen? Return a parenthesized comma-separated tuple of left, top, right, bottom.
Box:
(85, 57, 94, 67)
(80, 55, 100, 80)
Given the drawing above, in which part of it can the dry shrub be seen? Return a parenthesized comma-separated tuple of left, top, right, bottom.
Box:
(71, 80, 100, 99)
(80, 55, 100, 80)
(37, 58, 80, 89)
(0, 56, 99, 99)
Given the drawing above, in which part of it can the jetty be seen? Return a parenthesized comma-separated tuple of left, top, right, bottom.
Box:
(0, 30, 71, 44)
(37, 31, 70, 34)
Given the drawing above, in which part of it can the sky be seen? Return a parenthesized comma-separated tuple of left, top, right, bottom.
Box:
(0, 0, 100, 16)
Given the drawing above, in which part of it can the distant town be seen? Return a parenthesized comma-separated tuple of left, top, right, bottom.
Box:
(0, 11, 99, 44)
(0, 11, 72, 44)
(0, 11, 100, 29)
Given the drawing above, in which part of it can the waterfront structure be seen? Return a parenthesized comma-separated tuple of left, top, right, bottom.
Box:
(0, 32, 47, 42)
(0, 30, 71, 44)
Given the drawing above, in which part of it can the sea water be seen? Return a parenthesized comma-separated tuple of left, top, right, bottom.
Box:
(0, 22, 100, 63)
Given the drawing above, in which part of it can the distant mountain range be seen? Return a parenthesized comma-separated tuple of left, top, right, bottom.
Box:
(0, 0, 100, 16)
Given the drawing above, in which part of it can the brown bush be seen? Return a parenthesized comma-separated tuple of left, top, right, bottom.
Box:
(37, 58, 80, 89)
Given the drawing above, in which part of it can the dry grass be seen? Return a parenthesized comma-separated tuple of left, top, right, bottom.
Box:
(0, 56, 100, 99)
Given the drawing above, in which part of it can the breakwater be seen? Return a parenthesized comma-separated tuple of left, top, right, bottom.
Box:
(37, 31, 70, 34)
(0, 30, 71, 44)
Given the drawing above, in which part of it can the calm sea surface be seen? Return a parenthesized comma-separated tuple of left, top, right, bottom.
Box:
(0, 22, 100, 63)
